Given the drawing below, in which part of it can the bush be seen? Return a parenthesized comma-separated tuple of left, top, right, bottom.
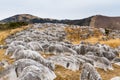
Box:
(0, 22, 28, 30)
(105, 28, 110, 36)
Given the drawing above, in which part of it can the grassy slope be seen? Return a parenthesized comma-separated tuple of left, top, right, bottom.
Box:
(0, 25, 30, 45)
(86, 38, 120, 48)
(71, 37, 120, 48)
(65, 27, 120, 48)
(0, 25, 30, 71)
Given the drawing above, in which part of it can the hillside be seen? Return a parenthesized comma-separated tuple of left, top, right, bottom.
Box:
(0, 14, 120, 29)
(0, 14, 92, 26)
(0, 14, 39, 23)
(90, 15, 120, 29)
(0, 14, 61, 24)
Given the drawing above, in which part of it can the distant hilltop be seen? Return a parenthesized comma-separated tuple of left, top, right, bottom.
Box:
(0, 14, 120, 29)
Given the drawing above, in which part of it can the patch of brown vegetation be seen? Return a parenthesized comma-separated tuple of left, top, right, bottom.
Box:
(97, 64, 120, 80)
(0, 25, 31, 44)
(0, 25, 31, 71)
(54, 64, 120, 80)
(65, 27, 120, 48)
(41, 53, 55, 58)
(0, 49, 14, 71)
(0, 49, 14, 63)
(0, 49, 14, 64)
(54, 65, 80, 80)
(84, 38, 120, 48)
(64, 27, 102, 42)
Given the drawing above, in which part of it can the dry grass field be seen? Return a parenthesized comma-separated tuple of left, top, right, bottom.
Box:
(0, 25, 30, 71)
(54, 64, 120, 80)
(65, 27, 120, 48)
(85, 38, 120, 48)
(0, 25, 31, 45)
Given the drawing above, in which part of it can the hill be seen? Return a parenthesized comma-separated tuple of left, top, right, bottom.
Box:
(0, 14, 39, 23)
(0, 14, 120, 29)
(0, 14, 64, 24)
(90, 15, 120, 30)
(0, 14, 92, 25)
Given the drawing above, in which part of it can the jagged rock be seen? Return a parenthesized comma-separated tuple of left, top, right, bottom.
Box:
(80, 63, 102, 80)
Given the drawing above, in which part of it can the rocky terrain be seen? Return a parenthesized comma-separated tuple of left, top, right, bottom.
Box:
(0, 23, 120, 80)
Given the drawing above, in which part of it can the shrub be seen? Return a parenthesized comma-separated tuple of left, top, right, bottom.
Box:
(0, 22, 28, 30)
(105, 28, 110, 36)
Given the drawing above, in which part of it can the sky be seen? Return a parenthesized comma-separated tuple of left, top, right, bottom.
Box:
(0, 0, 120, 20)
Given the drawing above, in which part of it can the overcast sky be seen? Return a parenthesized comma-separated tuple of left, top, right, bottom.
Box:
(0, 0, 120, 20)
